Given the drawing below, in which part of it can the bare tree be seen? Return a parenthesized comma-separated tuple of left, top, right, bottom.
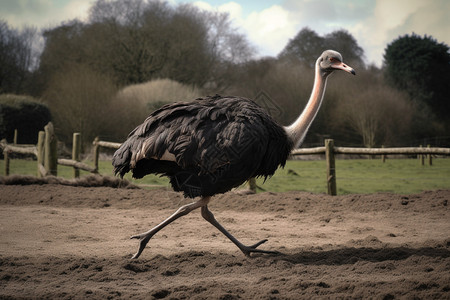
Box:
(0, 20, 38, 93)
(204, 11, 255, 91)
(39, 0, 254, 90)
(331, 67, 413, 147)
(43, 64, 118, 146)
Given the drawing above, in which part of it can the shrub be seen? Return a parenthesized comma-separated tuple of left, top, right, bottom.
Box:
(117, 78, 203, 110)
(0, 94, 51, 144)
(107, 79, 204, 141)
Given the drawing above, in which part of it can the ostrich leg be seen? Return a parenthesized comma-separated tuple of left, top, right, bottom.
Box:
(201, 205, 280, 256)
(130, 197, 210, 259)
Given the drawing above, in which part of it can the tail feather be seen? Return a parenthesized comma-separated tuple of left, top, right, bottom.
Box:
(112, 141, 133, 178)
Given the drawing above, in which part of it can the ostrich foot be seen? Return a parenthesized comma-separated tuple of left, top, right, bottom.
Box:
(201, 205, 280, 257)
(239, 239, 281, 257)
(130, 233, 153, 259)
(128, 198, 211, 259)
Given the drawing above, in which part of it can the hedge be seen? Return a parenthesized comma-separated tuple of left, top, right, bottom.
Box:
(0, 94, 52, 144)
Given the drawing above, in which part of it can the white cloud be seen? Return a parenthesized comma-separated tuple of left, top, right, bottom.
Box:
(353, 0, 426, 65)
(192, 2, 297, 57)
(192, 1, 213, 12)
(352, 0, 450, 66)
(62, 0, 91, 23)
(0, 0, 91, 29)
(217, 1, 242, 20)
(193, 1, 242, 19)
(242, 5, 298, 56)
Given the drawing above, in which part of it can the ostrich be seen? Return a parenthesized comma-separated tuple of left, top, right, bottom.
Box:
(113, 50, 355, 259)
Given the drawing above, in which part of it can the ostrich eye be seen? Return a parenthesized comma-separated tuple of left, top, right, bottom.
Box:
(329, 57, 336, 62)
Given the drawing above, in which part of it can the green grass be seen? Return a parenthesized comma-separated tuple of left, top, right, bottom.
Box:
(255, 158, 450, 194)
(0, 159, 170, 187)
(1, 158, 449, 195)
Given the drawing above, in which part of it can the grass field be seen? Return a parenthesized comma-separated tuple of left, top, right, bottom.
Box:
(1, 157, 449, 195)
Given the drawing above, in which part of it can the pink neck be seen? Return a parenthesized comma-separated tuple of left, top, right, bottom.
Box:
(284, 63, 328, 148)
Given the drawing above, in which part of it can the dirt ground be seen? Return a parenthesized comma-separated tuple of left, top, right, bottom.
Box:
(0, 176, 449, 299)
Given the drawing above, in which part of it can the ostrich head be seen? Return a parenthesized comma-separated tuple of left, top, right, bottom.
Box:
(318, 50, 356, 76)
(285, 49, 356, 147)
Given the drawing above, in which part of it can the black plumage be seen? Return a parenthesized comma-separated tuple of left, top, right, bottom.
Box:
(112, 51, 355, 259)
(112, 95, 293, 198)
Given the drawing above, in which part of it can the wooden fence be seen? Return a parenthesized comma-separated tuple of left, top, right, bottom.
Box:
(1, 122, 97, 177)
(2, 128, 450, 195)
(291, 139, 450, 195)
(92, 137, 121, 171)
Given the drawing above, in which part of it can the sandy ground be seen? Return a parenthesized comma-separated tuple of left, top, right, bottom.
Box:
(0, 177, 449, 299)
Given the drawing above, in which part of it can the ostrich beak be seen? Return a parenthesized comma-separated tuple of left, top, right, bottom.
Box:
(333, 62, 356, 75)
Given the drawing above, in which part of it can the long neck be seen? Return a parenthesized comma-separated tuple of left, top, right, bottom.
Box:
(284, 62, 329, 148)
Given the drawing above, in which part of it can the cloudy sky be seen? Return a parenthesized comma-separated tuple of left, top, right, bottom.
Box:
(1, 0, 449, 66)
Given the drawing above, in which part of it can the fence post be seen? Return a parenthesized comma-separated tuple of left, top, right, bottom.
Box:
(427, 145, 432, 166)
(72, 133, 81, 178)
(325, 139, 337, 196)
(419, 145, 424, 166)
(13, 129, 18, 145)
(44, 122, 58, 176)
(248, 178, 257, 193)
(381, 145, 386, 163)
(4, 149, 9, 176)
(93, 136, 100, 172)
(37, 131, 45, 177)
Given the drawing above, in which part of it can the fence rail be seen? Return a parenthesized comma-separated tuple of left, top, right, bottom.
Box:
(92, 137, 121, 172)
(2, 129, 450, 195)
(291, 140, 450, 195)
(1, 123, 98, 177)
(291, 146, 450, 155)
(0, 143, 37, 156)
(57, 158, 97, 173)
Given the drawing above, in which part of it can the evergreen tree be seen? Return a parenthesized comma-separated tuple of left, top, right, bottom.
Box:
(384, 34, 450, 122)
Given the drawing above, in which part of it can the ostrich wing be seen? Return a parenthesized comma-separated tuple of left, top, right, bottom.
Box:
(112, 95, 292, 197)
